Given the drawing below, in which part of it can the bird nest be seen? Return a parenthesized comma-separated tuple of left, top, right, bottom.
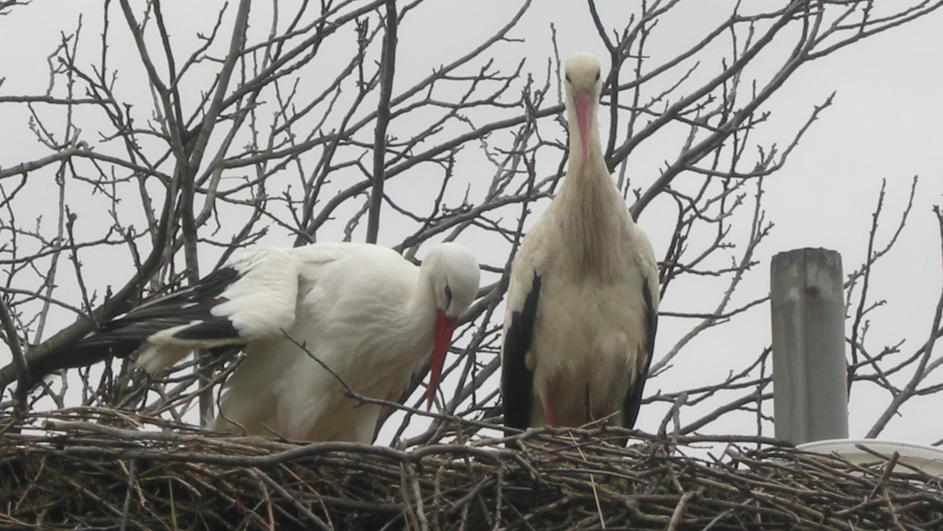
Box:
(1, 408, 942, 530)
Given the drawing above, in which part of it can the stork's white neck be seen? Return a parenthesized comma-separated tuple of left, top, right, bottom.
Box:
(405, 267, 438, 357)
(565, 100, 605, 179)
(554, 96, 633, 281)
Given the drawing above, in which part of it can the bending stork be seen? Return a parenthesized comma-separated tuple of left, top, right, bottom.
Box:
(501, 53, 659, 433)
(56, 241, 480, 442)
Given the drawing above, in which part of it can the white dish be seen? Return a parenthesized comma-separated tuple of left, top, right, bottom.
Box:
(796, 439, 943, 477)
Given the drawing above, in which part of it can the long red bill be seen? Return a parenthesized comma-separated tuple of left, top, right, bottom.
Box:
(574, 88, 593, 169)
(427, 310, 458, 409)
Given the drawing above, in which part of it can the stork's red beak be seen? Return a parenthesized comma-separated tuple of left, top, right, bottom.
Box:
(574, 88, 594, 167)
(427, 310, 458, 409)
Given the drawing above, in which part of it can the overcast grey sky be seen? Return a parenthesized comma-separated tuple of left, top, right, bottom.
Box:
(1, 1, 941, 445)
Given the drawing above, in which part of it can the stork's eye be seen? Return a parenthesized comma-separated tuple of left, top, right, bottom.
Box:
(595, 70, 601, 81)
(445, 285, 453, 307)
(565, 74, 572, 84)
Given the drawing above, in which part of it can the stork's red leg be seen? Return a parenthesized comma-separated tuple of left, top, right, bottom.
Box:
(542, 392, 557, 426)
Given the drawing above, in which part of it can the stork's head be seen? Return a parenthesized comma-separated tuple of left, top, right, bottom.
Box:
(563, 53, 603, 167)
(421, 242, 481, 407)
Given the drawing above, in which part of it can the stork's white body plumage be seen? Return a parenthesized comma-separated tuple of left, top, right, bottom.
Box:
(501, 53, 659, 431)
(70, 242, 480, 442)
(208, 243, 446, 442)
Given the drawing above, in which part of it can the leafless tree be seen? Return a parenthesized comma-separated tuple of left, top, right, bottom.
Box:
(1, 0, 941, 446)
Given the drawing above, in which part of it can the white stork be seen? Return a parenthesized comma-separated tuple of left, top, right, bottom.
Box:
(68, 241, 480, 442)
(501, 53, 659, 433)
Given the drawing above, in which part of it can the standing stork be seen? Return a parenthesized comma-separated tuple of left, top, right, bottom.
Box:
(49, 241, 480, 442)
(501, 53, 659, 433)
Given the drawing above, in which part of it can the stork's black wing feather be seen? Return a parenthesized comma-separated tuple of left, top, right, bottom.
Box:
(501, 272, 541, 430)
(64, 266, 243, 369)
(622, 278, 658, 429)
